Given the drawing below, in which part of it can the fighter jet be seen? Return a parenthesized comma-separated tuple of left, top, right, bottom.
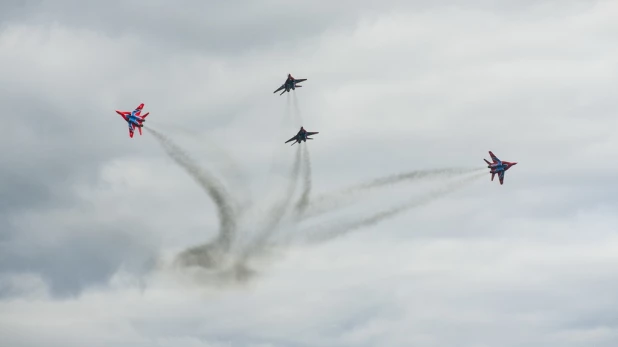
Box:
(115, 103, 149, 138)
(273, 74, 307, 95)
(285, 127, 318, 146)
(484, 151, 517, 185)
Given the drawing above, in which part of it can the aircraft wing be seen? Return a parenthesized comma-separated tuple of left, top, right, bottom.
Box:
(285, 136, 297, 144)
(132, 103, 144, 116)
(306, 131, 319, 136)
(294, 78, 307, 83)
(116, 111, 130, 122)
(489, 151, 501, 164)
(273, 84, 285, 93)
(498, 171, 505, 185)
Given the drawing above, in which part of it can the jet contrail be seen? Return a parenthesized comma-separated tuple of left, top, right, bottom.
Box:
(284, 92, 293, 126)
(300, 172, 485, 244)
(146, 126, 488, 286)
(239, 144, 302, 261)
(146, 120, 246, 174)
(267, 94, 294, 177)
(295, 144, 312, 215)
(292, 91, 303, 126)
(265, 144, 302, 228)
(147, 120, 253, 212)
(146, 127, 238, 269)
(300, 167, 484, 220)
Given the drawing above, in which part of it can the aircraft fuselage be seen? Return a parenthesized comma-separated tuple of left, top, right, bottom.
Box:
(285, 80, 296, 91)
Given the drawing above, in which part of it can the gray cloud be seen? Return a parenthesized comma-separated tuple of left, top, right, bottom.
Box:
(1, 0, 618, 346)
(0, 227, 154, 297)
(0, 87, 157, 296)
(0, 0, 584, 56)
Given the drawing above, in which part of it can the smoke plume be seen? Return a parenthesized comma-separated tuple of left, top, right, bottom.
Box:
(238, 145, 302, 261)
(300, 172, 485, 244)
(295, 145, 312, 215)
(146, 127, 238, 269)
(301, 167, 483, 220)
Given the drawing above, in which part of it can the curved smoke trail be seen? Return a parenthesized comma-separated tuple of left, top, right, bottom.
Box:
(146, 120, 247, 179)
(299, 172, 485, 244)
(147, 120, 253, 211)
(146, 127, 238, 269)
(238, 145, 302, 261)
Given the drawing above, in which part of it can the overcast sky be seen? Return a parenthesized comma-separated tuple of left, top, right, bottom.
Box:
(1, 1, 618, 346)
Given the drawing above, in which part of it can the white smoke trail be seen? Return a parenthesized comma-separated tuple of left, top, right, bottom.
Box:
(146, 122, 488, 286)
(292, 91, 303, 126)
(238, 145, 302, 261)
(146, 127, 238, 269)
(147, 121, 253, 212)
(295, 144, 312, 215)
(298, 172, 485, 244)
(300, 167, 483, 220)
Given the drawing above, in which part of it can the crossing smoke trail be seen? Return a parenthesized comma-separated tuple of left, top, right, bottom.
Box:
(299, 172, 485, 244)
(146, 127, 238, 269)
(146, 126, 484, 285)
(238, 145, 302, 262)
(300, 167, 484, 220)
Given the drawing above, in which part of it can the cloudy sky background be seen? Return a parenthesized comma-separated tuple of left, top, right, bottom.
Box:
(1, 0, 618, 346)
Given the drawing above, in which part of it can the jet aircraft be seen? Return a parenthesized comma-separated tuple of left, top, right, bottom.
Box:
(484, 151, 517, 185)
(285, 127, 319, 145)
(115, 103, 150, 138)
(273, 74, 307, 95)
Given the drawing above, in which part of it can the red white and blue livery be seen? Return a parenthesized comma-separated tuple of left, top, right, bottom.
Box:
(484, 151, 517, 185)
(115, 103, 150, 138)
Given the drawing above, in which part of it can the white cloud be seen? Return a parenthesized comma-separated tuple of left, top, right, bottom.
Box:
(1, 1, 618, 346)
